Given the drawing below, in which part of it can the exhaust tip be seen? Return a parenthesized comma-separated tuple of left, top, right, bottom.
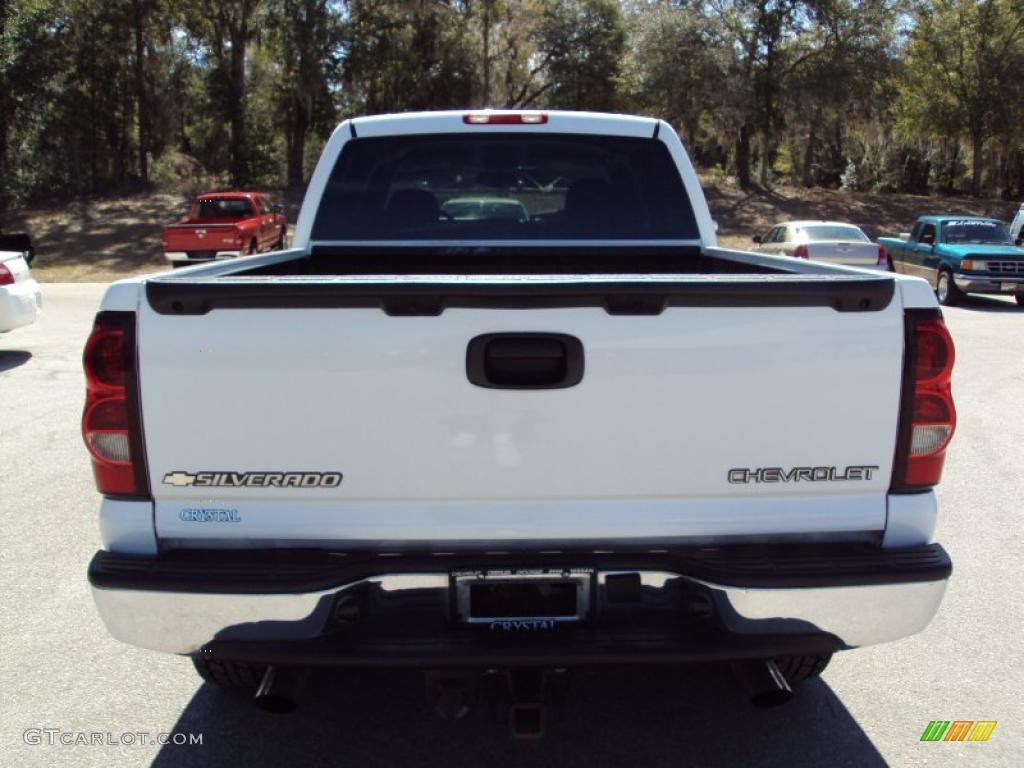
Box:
(510, 704, 545, 739)
(254, 694, 298, 714)
(733, 659, 794, 708)
(254, 666, 306, 714)
(750, 687, 795, 708)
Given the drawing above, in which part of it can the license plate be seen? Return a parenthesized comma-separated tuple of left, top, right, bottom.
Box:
(452, 568, 593, 629)
(1002, 283, 1019, 292)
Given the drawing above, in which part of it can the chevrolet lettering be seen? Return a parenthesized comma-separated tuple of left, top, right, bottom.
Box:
(728, 466, 880, 484)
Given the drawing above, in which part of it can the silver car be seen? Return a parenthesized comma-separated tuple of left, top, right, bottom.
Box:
(440, 197, 530, 223)
(753, 221, 889, 270)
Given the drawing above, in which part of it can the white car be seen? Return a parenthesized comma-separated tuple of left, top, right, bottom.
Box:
(441, 196, 530, 223)
(0, 250, 42, 332)
(753, 221, 890, 270)
(1009, 202, 1023, 245)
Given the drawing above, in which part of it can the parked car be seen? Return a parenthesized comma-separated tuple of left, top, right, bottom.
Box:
(1009, 202, 1023, 245)
(0, 248, 42, 332)
(441, 197, 530, 222)
(0, 232, 35, 265)
(162, 192, 287, 265)
(879, 216, 1024, 306)
(753, 221, 889, 270)
(85, 110, 953, 731)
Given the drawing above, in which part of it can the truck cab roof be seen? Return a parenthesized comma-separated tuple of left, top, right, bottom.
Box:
(348, 109, 661, 139)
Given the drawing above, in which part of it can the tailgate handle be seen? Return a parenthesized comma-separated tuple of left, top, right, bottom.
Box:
(467, 333, 584, 389)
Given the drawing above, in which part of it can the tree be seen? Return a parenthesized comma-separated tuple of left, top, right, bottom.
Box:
(534, 0, 625, 110)
(0, 0, 73, 216)
(342, 0, 476, 113)
(2, 0, 1024, 211)
(901, 0, 1024, 195)
(706, 0, 819, 188)
(132, 0, 153, 182)
(786, 0, 902, 188)
(268, 0, 342, 188)
(185, 0, 264, 185)
(623, 2, 720, 155)
(462, 0, 544, 107)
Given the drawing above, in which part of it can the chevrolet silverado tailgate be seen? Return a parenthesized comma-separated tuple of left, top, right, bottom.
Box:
(137, 274, 905, 547)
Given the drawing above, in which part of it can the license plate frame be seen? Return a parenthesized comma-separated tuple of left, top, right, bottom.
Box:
(452, 567, 594, 628)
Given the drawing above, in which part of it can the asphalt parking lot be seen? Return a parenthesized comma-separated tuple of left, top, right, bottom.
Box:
(1, 283, 1022, 767)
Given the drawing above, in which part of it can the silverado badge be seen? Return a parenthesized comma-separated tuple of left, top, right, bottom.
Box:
(162, 471, 343, 488)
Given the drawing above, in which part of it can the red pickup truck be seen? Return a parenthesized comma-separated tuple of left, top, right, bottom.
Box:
(162, 192, 287, 264)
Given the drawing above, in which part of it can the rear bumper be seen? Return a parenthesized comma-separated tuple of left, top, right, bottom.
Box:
(829, 263, 890, 272)
(88, 544, 951, 664)
(164, 251, 243, 262)
(953, 273, 1024, 294)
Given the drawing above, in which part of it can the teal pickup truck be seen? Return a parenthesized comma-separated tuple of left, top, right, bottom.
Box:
(879, 216, 1024, 307)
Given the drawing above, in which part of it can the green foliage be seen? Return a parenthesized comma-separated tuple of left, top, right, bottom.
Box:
(899, 0, 1024, 193)
(342, 0, 477, 113)
(2, 0, 1024, 214)
(535, 0, 625, 110)
(267, 0, 343, 186)
(621, 1, 718, 137)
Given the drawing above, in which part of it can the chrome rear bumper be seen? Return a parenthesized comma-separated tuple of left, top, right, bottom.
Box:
(88, 544, 951, 659)
(954, 273, 1024, 293)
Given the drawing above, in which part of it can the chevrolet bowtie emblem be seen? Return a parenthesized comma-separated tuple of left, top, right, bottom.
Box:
(163, 471, 197, 487)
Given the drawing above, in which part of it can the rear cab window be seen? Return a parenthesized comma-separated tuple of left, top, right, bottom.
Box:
(796, 225, 868, 242)
(196, 197, 255, 220)
(311, 133, 699, 241)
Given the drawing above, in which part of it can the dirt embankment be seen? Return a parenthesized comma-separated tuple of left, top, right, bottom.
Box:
(5, 184, 1019, 282)
(5, 190, 303, 282)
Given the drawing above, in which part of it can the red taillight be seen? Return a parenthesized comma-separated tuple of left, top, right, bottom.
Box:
(892, 314, 956, 491)
(793, 244, 809, 259)
(876, 244, 888, 266)
(463, 111, 547, 125)
(83, 326, 126, 389)
(82, 312, 149, 497)
(0, 263, 14, 285)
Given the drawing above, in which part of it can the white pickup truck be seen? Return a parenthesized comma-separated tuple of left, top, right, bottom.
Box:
(84, 111, 955, 732)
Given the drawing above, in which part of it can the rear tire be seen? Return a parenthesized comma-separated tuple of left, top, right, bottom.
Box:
(773, 653, 832, 685)
(1016, 294, 1024, 307)
(247, 239, 258, 256)
(192, 656, 267, 694)
(275, 225, 287, 250)
(935, 270, 962, 306)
